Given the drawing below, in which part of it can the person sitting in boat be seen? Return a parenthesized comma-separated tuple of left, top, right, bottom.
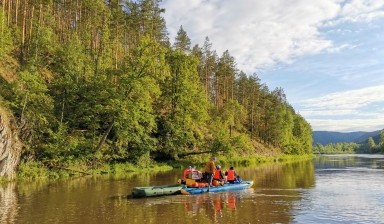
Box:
(183, 166, 194, 179)
(203, 157, 217, 187)
(233, 175, 243, 184)
(190, 167, 203, 181)
(213, 165, 225, 185)
(225, 166, 237, 183)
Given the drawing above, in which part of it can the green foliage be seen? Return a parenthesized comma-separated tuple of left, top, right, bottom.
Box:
(313, 142, 360, 154)
(17, 161, 51, 180)
(27, 20, 59, 69)
(0, 9, 13, 58)
(13, 70, 55, 159)
(314, 133, 384, 154)
(356, 132, 384, 154)
(173, 26, 191, 53)
(111, 36, 168, 161)
(157, 50, 209, 158)
(379, 130, 384, 147)
(209, 125, 232, 153)
(0, 0, 316, 180)
(290, 114, 313, 154)
(368, 137, 376, 149)
(219, 100, 247, 134)
(230, 134, 254, 155)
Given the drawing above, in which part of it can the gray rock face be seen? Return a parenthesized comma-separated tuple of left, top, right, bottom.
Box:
(0, 109, 22, 179)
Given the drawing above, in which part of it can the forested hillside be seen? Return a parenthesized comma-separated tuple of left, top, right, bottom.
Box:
(313, 130, 384, 154)
(0, 0, 312, 172)
(313, 130, 381, 145)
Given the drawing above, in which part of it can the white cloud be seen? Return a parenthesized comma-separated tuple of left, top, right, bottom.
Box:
(161, 0, 384, 72)
(300, 109, 358, 117)
(301, 84, 384, 111)
(299, 85, 384, 131)
(308, 117, 384, 132)
(162, 0, 340, 72)
(340, 0, 384, 22)
(326, 43, 357, 53)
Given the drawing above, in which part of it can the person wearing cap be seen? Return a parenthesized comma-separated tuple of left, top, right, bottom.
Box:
(204, 157, 216, 186)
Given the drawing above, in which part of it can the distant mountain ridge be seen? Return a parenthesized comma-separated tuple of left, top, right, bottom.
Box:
(313, 130, 382, 145)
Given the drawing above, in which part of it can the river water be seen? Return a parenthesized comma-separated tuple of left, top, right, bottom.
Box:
(1, 154, 384, 224)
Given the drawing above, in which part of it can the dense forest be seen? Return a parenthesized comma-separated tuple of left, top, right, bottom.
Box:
(312, 130, 382, 145)
(0, 0, 312, 173)
(313, 131, 384, 154)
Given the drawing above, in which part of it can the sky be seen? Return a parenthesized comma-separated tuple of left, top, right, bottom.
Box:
(160, 0, 384, 132)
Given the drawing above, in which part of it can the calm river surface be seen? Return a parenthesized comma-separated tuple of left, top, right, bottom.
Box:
(1, 154, 384, 224)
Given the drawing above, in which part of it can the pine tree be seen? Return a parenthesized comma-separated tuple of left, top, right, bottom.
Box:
(173, 25, 191, 53)
(157, 49, 209, 159)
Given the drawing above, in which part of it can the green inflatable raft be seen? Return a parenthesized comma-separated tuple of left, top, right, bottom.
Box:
(131, 184, 184, 198)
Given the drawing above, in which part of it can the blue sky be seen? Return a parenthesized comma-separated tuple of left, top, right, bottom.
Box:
(160, 0, 384, 132)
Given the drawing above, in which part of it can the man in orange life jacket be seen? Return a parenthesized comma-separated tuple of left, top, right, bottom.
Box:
(213, 165, 224, 183)
(225, 166, 237, 183)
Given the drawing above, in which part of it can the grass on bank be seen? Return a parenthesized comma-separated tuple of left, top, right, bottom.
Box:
(170, 154, 315, 169)
(12, 153, 314, 181)
(15, 160, 173, 181)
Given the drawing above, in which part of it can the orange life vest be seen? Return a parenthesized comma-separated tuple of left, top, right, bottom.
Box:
(226, 169, 235, 181)
(183, 169, 191, 179)
(213, 169, 223, 180)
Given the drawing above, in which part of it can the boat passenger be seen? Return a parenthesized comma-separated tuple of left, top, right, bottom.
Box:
(190, 168, 203, 181)
(203, 157, 217, 187)
(213, 165, 224, 183)
(183, 166, 193, 179)
(233, 175, 243, 183)
(225, 166, 237, 183)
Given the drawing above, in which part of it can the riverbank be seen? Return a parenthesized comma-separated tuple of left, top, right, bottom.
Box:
(0, 153, 315, 183)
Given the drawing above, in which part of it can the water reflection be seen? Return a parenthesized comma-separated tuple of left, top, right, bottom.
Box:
(5, 156, 384, 223)
(244, 160, 315, 189)
(183, 191, 240, 223)
(0, 160, 316, 224)
(294, 154, 384, 224)
(0, 182, 18, 224)
(315, 154, 384, 170)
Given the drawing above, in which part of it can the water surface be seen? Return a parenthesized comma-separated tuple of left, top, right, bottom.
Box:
(1, 154, 383, 223)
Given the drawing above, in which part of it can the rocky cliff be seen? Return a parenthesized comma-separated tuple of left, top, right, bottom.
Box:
(0, 107, 22, 179)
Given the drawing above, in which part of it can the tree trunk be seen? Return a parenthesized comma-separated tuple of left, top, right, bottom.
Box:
(20, 0, 27, 65)
(15, 0, 19, 25)
(1, 0, 5, 36)
(7, 0, 11, 25)
(94, 120, 114, 152)
(0, 109, 22, 179)
(28, 4, 34, 55)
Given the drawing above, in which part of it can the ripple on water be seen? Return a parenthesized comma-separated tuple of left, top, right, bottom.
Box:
(294, 158, 384, 224)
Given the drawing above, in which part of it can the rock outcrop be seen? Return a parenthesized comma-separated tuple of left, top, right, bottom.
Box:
(0, 107, 22, 179)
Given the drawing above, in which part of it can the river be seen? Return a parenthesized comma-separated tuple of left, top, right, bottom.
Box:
(1, 154, 383, 223)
